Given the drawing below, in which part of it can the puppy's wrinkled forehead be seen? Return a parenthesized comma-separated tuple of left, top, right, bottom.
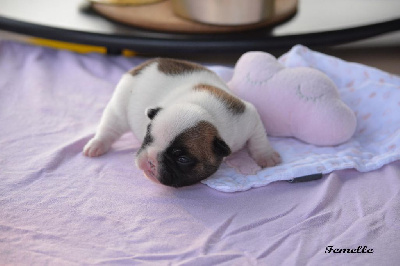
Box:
(150, 104, 211, 149)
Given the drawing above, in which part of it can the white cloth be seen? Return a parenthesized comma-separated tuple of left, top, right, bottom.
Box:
(203, 45, 400, 192)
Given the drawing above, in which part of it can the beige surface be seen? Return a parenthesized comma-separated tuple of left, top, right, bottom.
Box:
(91, 0, 297, 33)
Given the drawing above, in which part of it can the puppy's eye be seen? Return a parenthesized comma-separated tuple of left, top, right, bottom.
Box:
(176, 156, 192, 164)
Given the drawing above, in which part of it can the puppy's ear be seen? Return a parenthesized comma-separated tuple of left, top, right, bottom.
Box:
(146, 107, 162, 120)
(213, 137, 231, 157)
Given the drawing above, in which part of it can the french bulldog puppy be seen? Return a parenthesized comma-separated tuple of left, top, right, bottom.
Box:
(83, 58, 281, 187)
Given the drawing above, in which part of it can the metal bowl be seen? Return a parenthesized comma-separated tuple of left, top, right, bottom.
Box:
(171, 0, 275, 26)
(88, 0, 165, 5)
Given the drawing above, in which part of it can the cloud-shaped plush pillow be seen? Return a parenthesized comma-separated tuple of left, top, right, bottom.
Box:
(228, 51, 357, 146)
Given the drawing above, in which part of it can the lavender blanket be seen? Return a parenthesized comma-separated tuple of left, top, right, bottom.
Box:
(1, 41, 400, 265)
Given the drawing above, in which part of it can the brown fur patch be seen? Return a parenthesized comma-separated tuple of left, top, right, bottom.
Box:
(129, 58, 208, 76)
(128, 59, 155, 76)
(194, 84, 246, 114)
(157, 58, 208, 75)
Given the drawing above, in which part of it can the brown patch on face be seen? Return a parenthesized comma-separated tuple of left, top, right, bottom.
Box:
(194, 84, 246, 114)
(181, 121, 220, 167)
(159, 121, 231, 187)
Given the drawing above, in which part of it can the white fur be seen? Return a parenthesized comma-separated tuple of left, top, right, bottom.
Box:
(83, 62, 281, 171)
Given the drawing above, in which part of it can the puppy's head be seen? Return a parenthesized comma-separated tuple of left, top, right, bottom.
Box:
(136, 104, 231, 187)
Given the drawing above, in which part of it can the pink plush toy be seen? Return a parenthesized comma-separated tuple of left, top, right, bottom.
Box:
(228, 51, 357, 146)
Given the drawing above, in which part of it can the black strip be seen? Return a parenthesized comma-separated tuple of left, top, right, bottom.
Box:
(137, 123, 153, 154)
(287, 173, 324, 183)
(0, 15, 399, 54)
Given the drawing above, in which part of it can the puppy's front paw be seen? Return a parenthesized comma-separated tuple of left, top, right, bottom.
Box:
(256, 150, 282, 168)
(83, 138, 110, 157)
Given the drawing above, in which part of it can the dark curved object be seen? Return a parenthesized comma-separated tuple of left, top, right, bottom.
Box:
(287, 174, 323, 183)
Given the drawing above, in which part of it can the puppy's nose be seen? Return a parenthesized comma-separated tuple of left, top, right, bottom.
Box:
(142, 157, 160, 184)
(147, 157, 157, 170)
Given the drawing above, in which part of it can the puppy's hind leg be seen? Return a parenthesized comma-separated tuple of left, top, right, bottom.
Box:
(247, 117, 282, 168)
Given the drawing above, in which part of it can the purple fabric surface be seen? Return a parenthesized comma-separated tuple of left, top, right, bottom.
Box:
(1, 41, 400, 265)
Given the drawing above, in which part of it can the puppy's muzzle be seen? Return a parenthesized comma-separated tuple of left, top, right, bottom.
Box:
(139, 156, 160, 184)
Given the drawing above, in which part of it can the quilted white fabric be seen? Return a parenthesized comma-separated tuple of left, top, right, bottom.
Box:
(202, 45, 400, 192)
